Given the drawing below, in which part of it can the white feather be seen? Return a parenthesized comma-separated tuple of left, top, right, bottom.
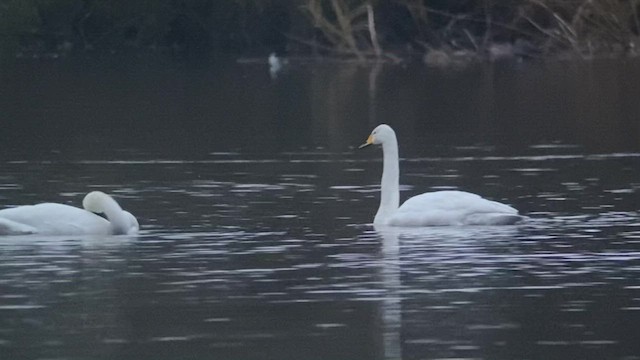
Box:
(0, 191, 139, 235)
(361, 124, 523, 226)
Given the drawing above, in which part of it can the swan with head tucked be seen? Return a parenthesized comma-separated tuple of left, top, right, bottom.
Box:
(0, 191, 139, 235)
(359, 124, 523, 226)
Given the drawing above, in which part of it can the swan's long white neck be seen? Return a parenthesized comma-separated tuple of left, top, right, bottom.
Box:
(375, 135, 400, 224)
(84, 192, 132, 235)
(100, 196, 131, 235)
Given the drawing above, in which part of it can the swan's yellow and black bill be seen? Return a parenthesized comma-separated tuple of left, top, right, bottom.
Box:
(358, 135, 374, 148)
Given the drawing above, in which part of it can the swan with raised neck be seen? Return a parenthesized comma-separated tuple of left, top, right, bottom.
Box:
(359, 124, 522, 226)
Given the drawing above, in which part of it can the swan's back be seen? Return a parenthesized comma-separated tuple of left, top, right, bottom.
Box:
(0, 203, 111, 235)
(390, 190, 521, 226)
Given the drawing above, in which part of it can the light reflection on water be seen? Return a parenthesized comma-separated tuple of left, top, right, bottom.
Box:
(0, 147, 640, 359)
(3, 58, 640, 359)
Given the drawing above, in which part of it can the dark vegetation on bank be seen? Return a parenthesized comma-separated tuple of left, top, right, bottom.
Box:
(2, 0, 640, 65)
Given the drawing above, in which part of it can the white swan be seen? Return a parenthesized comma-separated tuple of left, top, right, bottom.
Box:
(0, 191, 139, 235)
(359, 124, 523, 226)
(268, 52, 288, 79)
(268, 52, 282, 72)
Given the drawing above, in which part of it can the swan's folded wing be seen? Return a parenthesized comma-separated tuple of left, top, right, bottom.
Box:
(0, 203, 111, 235)
(0, 217, 37, 235)
(393, 190, 520, 226)
(399, 190, 518, 214)
(463, 213, 524, 225)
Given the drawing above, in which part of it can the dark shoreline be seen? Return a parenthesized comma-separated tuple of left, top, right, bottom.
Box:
(3, 1, 639, 69)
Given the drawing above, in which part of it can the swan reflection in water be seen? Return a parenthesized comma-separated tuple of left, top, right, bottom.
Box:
(373, 224, 402, 360)
(372, 224, 522, 359)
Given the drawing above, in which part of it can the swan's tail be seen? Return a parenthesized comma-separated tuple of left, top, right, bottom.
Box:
(0, 218, 37, 235)
(465, 213, 526, 225)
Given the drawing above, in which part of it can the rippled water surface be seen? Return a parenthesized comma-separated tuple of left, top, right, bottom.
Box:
(2, 58, 640, 359)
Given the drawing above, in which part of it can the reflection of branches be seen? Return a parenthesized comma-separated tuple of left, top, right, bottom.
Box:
(303, 0, 365, 60)
(301, 0, 383, 61)
(408, 0, 639, 59)
(368, 60, 382, 126)
(7, 0, 640, 60)
(422, 5, 536, 39)
(524, 0, 638, 57)
(527, 0, 583, 54)
(400, 1, 537, 51)
(367, 3, 381, 57)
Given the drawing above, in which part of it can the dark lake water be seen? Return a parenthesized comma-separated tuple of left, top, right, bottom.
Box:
(2, 56, 640, 359)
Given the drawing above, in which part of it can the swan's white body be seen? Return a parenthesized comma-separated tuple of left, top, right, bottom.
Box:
(0, 191, 139, 235)
(360, 124, 522, 226)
